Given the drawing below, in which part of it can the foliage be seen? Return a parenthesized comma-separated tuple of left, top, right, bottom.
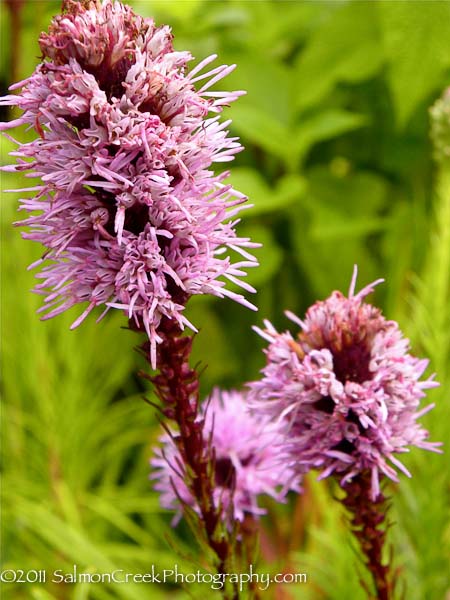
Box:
(1, 1, 449, 598)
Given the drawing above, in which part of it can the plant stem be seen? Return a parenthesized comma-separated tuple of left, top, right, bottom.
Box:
(341, 472, 395, 600)
(5, 0, 25, 84)
(135, 317, 241, 599)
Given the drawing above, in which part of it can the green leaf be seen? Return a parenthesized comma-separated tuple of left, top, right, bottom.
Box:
(231, 105, 366, 170)
(73, 583, 90, 600)
(276, 174, 308, 208)
(83, 493, 157, 548)
(408, 169, 450, 375)
(290, 168, 389, 297)
(381, 201, 415, 319)
(310, 216, 388, 241)
(294, 1, 383, 112)
(227, 167, 305, 216)
(12, 500, 158, 600)
(130, 0, 203, 20)
(236, 223, 283, 289)
(222, 53, 293, 125)
(303, 167, 388, 216)
(30, 589, 59, 600)
(294, 109, 368, 166)
(0, 134, 18, 165)
(229, 104, 294, 163)
(378, 1, 450, 126)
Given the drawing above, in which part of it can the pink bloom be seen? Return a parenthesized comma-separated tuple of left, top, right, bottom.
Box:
(151, 389, 300, 524)
(1, 0, 257, 366)
(249, 268, 442, 499)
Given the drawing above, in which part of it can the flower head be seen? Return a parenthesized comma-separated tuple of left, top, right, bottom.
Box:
(249, 268, 441, 499)
(151, 389, 300, 524)
(1, 0, 257, 365)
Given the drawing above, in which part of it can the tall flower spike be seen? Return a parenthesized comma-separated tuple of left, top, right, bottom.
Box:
(249, 267, 442, 500)
(151, 388, 301, 526)
(1, 0, 258, 366)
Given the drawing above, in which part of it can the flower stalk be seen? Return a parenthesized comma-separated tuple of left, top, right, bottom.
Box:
(136, 318, 242, 598)
(341, 472, 395, 600)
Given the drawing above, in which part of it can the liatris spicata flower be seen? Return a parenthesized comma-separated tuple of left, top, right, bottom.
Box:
(1, 0, 257, 366)
(151, 388, 300, 525)
(249, 267, 441, 499)
(249, 268, 442, 599)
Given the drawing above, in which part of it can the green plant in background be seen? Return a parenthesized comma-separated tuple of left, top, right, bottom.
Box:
(1, 1, 449, 599)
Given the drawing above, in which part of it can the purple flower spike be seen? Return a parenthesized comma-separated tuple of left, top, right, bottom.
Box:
(151, 389, 300, 525)
(1, 0, 258, 366)
(249, 267, 442, 500)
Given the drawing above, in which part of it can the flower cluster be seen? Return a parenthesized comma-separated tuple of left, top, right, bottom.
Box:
(1, 0, 257, 365)
(151, 388, 300, 524)
(249, 270, 441, 499)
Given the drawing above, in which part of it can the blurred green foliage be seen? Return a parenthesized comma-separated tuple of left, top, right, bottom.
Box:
(1, 1, 449, 599)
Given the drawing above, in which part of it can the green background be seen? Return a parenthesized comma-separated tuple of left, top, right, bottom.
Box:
(1, 1, 449, 598)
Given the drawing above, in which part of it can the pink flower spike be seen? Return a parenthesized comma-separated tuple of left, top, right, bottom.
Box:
(2, 0, 257, 365)
(249, 269, 441, 500)
(151, 389, 301, 525)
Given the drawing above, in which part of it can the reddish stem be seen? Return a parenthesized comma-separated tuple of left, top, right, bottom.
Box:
(135, 318, 241, 599)
(5, 0, 25, 84)
(341, 472, 395, 600)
